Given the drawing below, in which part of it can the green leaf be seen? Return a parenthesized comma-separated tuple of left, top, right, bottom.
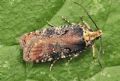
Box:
(0, 45, 25, 81)
(85, 66, 120, 81)
(0, 0, 65, 45)
(0, 0, 120, 81)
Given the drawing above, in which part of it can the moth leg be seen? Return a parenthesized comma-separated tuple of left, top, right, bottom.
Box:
(79, 16, 91, 29)
(62, 16, 74, 25)
(80, 16, 84, 23)
(92, 44, 103, 68)
(83, 21, 91, 29)
(67, 57, 73, 63)
(67, 53, 79, 64)
(65, 57, 73, 66)
(47, 21, 54, 27)
(49, 60, 57, 71)
(92, 44, 96, 59)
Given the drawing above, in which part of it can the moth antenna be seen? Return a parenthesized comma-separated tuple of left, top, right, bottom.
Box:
(73, 2, 99, 30)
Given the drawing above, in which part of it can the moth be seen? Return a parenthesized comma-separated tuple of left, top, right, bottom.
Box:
(19, 2, 103, 71)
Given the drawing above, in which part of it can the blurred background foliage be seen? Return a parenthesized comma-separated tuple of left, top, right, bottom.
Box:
(0, 0, 120, 81)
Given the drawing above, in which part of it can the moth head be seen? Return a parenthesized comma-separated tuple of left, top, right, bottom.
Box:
(83, 29, 102, 43)
(94, 30, 102, 40)
(83, 30, 102, 46)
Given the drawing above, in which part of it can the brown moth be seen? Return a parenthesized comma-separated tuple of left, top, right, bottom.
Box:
(19, 2, 103, 71)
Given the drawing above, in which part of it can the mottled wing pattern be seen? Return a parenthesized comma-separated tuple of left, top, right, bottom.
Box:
(20, 25, 86, 62)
